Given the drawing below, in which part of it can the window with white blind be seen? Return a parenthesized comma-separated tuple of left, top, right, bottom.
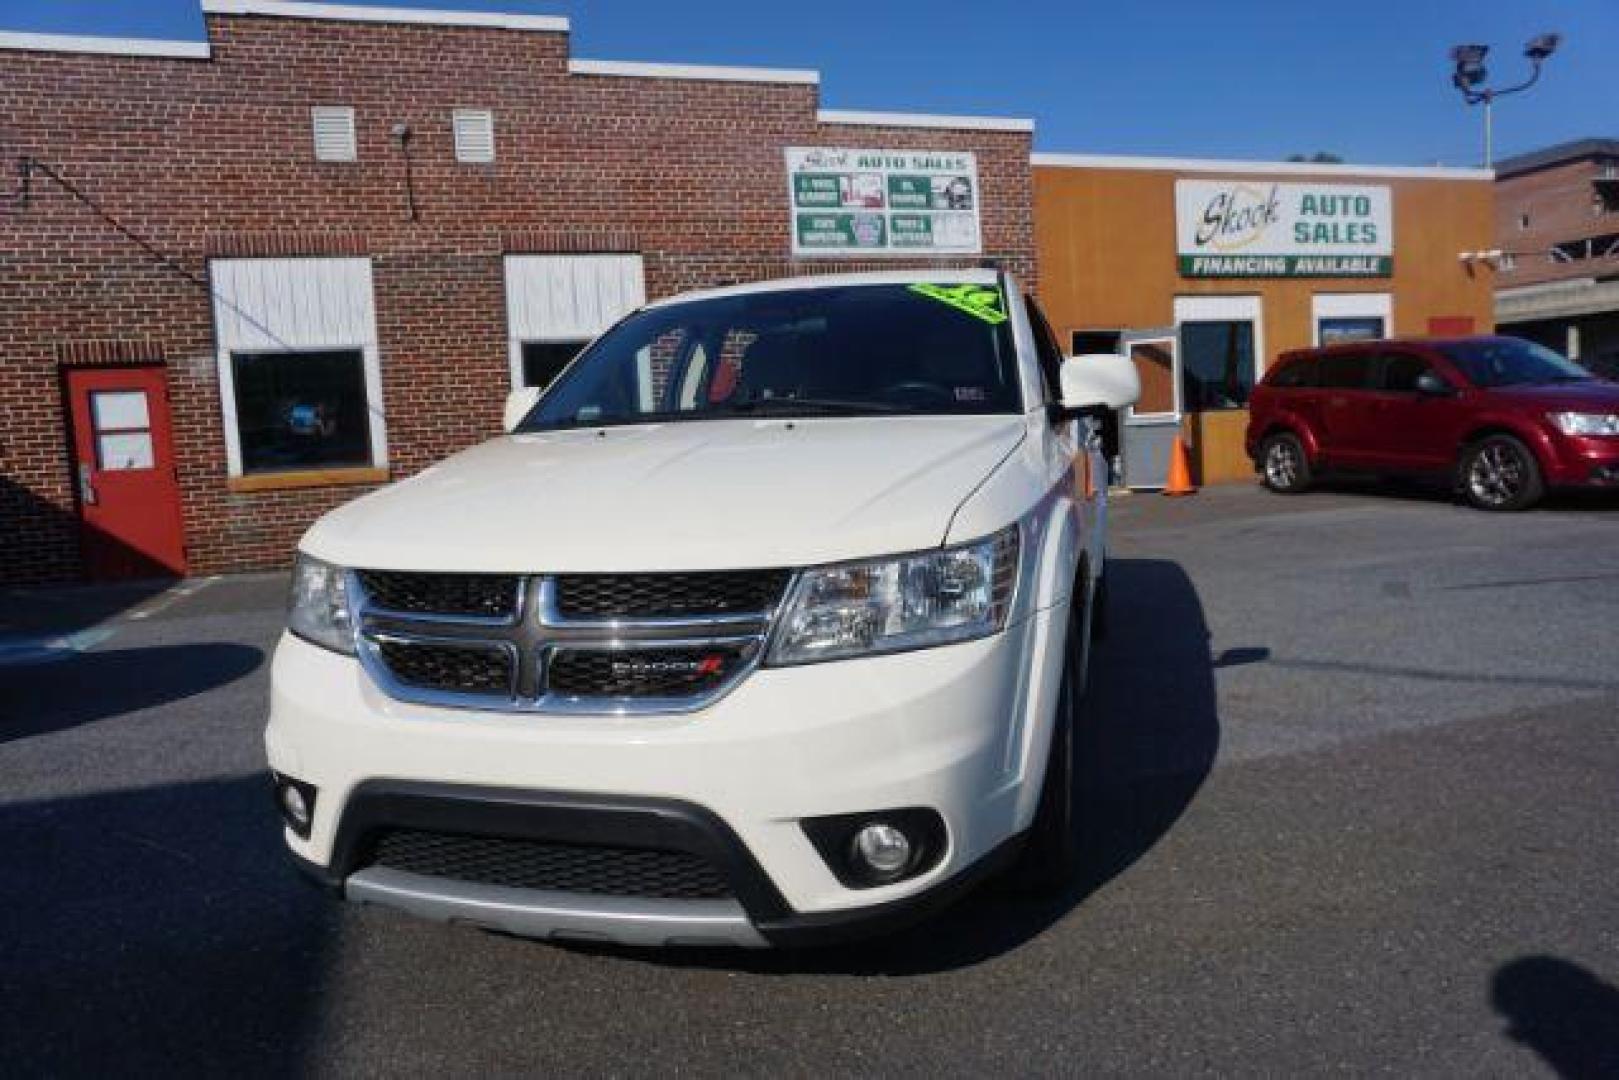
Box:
(311, 106, 357, 162)
(453, 109, 495, 164)
(210, 258, 387, 478)
(504, 254, 647, 389)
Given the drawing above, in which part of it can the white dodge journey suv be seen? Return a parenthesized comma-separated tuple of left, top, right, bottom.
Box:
(267, 269, 1139, 947)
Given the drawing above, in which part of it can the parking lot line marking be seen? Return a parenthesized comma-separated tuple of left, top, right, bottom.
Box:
(0, 625, 116, 667)
(125, 575, 220, 622)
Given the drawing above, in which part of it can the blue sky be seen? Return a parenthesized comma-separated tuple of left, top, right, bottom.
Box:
(5, 0, 1614, 166)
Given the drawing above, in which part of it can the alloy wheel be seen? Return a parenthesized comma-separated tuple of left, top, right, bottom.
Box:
(1265, 440, 1300, 489)
(1467, 443, 1526, 507)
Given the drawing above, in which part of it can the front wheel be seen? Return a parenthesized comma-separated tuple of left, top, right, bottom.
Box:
(1260, 432, 1312, 494)
(1460, 435, 1544, 511)
(1012, 591, 1087, 892)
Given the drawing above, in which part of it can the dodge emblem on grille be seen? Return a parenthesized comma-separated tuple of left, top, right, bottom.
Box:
(610, 654, 726, 679)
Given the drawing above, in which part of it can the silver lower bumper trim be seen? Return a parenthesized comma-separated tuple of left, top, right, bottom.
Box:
(345, 866, 770, 948)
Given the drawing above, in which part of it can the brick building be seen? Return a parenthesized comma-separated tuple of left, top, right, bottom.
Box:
(1492, 138, 1619, 373)
(0, 1, 1035, 584)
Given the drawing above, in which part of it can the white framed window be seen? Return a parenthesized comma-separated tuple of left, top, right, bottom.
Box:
(1311, 292, 1392, 346)
(209, 258, 386, 478)
(503, 254, 647, 389)
(452, 109, 496, 163)
(1517, 211, 1531, 231)
(1173, 294, 1264, 412)
(311, 106, 357, 162)
(1500, 253, 1518, 271)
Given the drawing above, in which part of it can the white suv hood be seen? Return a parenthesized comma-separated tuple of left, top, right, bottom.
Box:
(302, 415, 1027, 572)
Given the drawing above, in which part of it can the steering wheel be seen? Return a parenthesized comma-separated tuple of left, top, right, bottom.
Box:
(881, 380, 954, 405)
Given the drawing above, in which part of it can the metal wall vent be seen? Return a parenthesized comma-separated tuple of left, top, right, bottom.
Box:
(311, 106, 357, 162)
(453, 109, 495, 164)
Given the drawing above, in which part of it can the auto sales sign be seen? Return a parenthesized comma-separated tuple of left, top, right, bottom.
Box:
(1175, 180, 1392, 277)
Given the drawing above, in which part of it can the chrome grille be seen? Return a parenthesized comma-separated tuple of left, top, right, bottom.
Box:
(554, 570, 791, 620)
(354, 570, 520, 622)
(375, 637, 515, 696)
(350, 571, 786, 715)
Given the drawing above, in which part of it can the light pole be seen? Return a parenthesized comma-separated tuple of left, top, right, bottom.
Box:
(1449, 33, 1561, 168)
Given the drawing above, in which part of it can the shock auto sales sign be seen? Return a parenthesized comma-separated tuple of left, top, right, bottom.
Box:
(1175, 179, 1393, 277)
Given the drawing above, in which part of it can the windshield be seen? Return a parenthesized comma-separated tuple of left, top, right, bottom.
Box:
(518, 282, 1022, 432)
(1439, 338, 1594, 388)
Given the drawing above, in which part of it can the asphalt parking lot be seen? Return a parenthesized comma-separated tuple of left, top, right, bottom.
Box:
(3, 482, 1617, 1076)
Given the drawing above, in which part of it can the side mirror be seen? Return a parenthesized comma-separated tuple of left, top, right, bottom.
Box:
(503, 386, 543, 433)
(1415, 371, 1455, 397)
(1059, 353, 1141, 416)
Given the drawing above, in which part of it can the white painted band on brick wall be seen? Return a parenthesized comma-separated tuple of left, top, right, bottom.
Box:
(1032, 152, 1493, 181)
(568, 59, 820, 85)
(0, 30, 211, 59)
(200, 1, 570, 33)
(818, 110, 1035, 133)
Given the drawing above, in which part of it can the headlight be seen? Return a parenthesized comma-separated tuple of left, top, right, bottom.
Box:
(1550, 411, 1619, 437)
(288, 553, 355, 655)
(767, 526, 1019, 666)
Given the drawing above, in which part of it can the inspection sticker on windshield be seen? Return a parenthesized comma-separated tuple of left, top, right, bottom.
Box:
(908, 283, 1008, 325)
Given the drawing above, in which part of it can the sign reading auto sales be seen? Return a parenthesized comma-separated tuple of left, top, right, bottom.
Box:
(1175, 179, 1392, 277)
(786, 147, 982, 256)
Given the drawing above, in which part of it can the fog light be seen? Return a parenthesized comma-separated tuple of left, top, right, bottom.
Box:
(852, 823, 912, 879)
(801, 807, 945, 889)
(272, 774, 317, 838)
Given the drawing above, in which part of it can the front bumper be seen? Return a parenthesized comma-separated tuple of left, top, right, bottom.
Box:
(1543, 433, 1619, 488)
(266, 603, 1066, 944)
(287, 781, 1022, 947)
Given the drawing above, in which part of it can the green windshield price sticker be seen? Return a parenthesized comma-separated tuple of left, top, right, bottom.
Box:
(909, 282, 1008, 325)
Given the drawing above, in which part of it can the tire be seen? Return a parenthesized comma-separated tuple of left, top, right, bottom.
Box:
(1459, 434, 1545, 511)
(1090, 569, 1110, 644)
(1259, 432, 1312, 494)
(1012, 588, 1088, 893)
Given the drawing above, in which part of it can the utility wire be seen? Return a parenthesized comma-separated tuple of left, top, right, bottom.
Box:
(16, 155, 294, 350)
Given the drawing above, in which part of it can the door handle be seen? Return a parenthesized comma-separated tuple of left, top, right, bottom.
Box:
(78, 463, 97, 506)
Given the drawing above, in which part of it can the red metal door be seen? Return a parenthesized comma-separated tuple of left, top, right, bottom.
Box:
(64, 366, 186, 580)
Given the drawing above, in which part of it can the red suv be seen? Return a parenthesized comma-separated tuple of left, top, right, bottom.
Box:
(1247, 336, 1619, 510)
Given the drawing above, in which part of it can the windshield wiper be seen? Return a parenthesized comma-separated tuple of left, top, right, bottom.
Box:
(717, 397, 915, 416)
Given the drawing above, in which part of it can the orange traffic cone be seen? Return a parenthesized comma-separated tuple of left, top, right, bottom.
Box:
(1163, 436, 1198, 497)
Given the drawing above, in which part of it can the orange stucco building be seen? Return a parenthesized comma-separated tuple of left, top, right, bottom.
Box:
(1033, 154, 1497, 485)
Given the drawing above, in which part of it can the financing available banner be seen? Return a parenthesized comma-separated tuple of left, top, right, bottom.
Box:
(1175, 179, 1393, 277)
(786, 147, 983, 256)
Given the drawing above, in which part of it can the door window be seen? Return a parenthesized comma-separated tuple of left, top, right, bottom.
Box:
(1129, 342, 1178, 415)
(1180, 320, 1256, 410)
(1376, 353, 1431, 393)
(1024, 296, 1065, 403)
(1268, 359, 1317, 389)
(90, 390, 155, 471)
(1318, 353, 1373, 389)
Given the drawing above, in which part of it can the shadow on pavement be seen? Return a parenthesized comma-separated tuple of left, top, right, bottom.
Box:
(578, 556, 1225, 976)
(0, 642, 264, 745)
(0, 578, 176, 640)
(1296, 473, 1619, 513)
(1492, 956, 1619, 1078)
(0, 775, 336, 1075)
